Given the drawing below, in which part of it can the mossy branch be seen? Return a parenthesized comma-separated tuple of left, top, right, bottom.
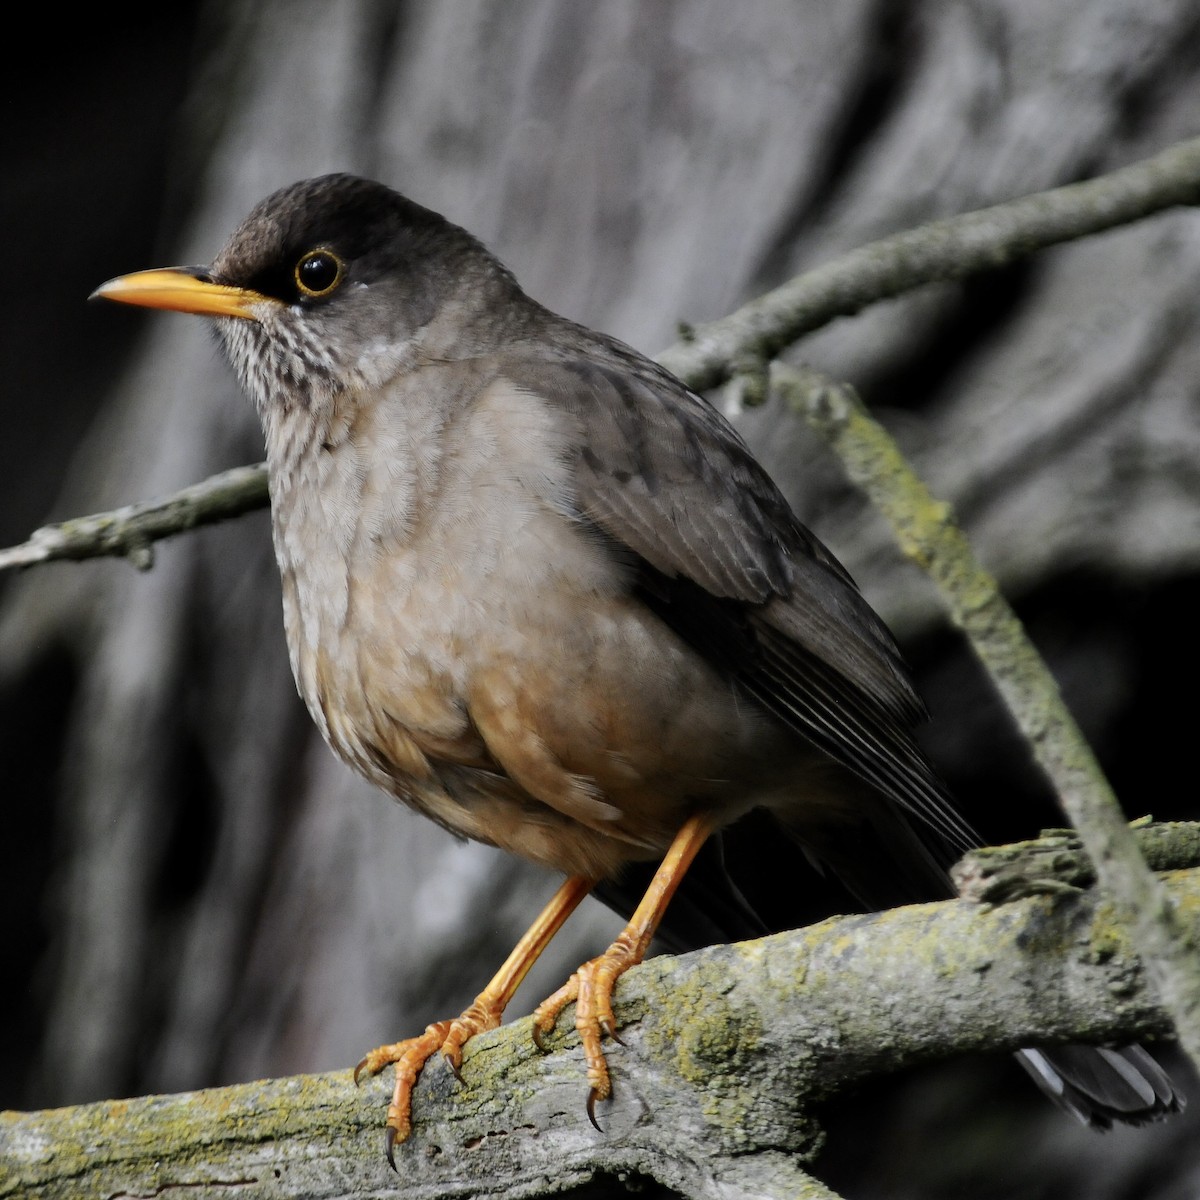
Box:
(3, 842, 1196, 1200)
(954, 820, 1200, 904)
(774, 362, 1200, 1077)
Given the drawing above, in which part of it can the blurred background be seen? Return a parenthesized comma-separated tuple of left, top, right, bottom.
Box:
(3, 2, 1199, 1197)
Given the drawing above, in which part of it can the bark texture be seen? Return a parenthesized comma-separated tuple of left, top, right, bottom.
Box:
(4, 858, 1196, 1200)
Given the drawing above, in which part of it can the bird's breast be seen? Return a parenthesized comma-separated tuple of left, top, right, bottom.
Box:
(262, 368, 802, 875)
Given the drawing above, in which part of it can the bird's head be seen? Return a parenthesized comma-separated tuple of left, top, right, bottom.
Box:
(92, 174, 526, 417)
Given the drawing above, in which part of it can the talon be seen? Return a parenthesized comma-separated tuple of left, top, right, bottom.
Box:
(531, 975, 578, 1054)
(355, 1041, 403, 1084)
(350, 878, 596, 1150)
(586, 1088, 604, 1132)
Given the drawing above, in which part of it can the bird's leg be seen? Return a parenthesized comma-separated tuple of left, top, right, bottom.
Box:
(532, 812, 715, 1127)
(355, 872, 593, 1160)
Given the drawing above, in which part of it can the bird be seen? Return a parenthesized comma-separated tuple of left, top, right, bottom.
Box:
(92, 173, 1182, 1163)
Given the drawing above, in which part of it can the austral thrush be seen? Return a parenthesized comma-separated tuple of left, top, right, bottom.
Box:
(92, 174, 1182, 1162)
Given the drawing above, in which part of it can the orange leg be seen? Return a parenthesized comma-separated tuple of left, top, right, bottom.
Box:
(355, 872, 593, 1164)
(532, 812, 715, 1127)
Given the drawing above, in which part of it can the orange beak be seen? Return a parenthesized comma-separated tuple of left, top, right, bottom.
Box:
(89, 267, 271, 320)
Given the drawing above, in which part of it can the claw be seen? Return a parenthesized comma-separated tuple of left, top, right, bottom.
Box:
(356, 824, 706, 1156)
(355, 1009, 502, 1163)
(531, 951, 630, 1125)
(586, 1088, 604, 1132)
(353, 875, 596, 1158)
(602, 1020, 624, 1046)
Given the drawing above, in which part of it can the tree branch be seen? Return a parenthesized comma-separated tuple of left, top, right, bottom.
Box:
(658, 135, 1200, 392)
(5, 137, 1200, 573)
(4, 841, 1196, 1200)
(0, 465, 268, 572)
(954, 820, 1200, 904)
(775, 361, 1200, 1077)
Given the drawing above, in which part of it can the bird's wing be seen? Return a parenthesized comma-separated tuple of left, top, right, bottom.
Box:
(507, 335, 977, 858)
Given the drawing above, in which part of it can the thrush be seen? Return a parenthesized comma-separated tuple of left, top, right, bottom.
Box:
(92, 173, 1182, 1161)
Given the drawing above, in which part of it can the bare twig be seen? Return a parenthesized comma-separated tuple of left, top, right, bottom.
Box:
(0, 464, 268, 572)
(775, 362, 1200, 1074)
(659, 135, 1200, 391)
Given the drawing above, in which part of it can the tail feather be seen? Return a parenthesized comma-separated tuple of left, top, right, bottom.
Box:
(1017, 1045, 1184, 1128)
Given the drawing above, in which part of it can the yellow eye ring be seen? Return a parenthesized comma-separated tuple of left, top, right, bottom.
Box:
(294, 249, 344, 298)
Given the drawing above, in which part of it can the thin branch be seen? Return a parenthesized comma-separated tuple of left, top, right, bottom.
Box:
(0, 465, 268, 572)
(4, 847, 1195, 1200)
(658, 135, 1200, 390)
(6, 138, 1200, 573)
(774, 361, 1200, 1076)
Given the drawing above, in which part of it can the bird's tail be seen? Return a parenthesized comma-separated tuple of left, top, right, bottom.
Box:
(1017, 1043, 1184, 1128)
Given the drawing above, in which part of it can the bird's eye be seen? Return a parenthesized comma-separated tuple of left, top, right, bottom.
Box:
(294, 249, 344, 298)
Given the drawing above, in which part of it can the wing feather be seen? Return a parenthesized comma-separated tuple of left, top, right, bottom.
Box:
(502, 326, 977, 857)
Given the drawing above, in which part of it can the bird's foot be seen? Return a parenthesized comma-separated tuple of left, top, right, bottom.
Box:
(531, 929, 640, 1129)
(354, 997, 503, 1167)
